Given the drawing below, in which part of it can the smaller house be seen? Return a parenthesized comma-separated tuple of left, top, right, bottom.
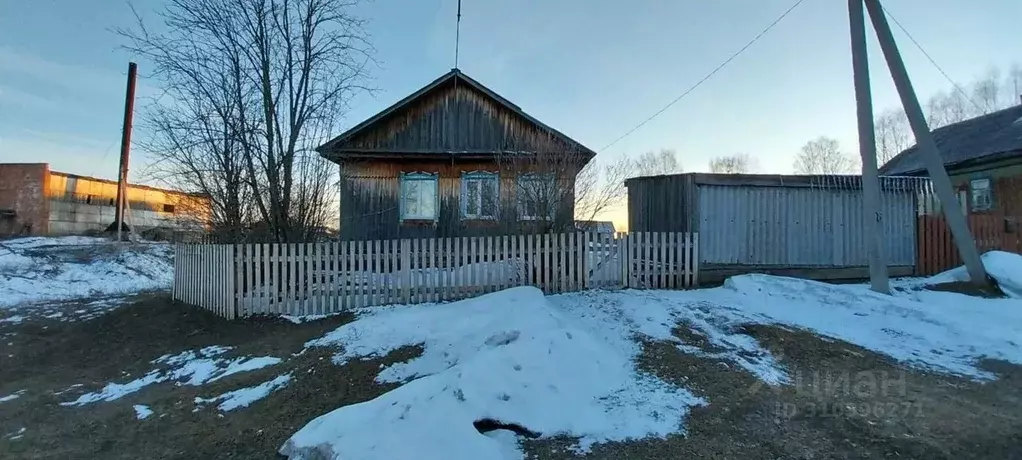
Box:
(318, 69, 596, 241)
(880, 103, 1022, 218)
(0, 163, 209, 237)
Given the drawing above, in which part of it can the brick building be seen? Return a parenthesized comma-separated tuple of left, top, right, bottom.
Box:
(0, 163, 208, 237)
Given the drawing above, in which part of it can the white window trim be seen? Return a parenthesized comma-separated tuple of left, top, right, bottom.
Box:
(399, 172, 439, 221)
(969, 178, 992, 212)
(460, 171, 499, 220)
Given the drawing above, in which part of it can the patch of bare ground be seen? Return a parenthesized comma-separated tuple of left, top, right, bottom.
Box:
(0, 294, 422, 460)
(525, 324, 1022, 460)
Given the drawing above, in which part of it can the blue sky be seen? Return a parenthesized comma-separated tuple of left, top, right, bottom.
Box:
(1, 0, 1020, 185)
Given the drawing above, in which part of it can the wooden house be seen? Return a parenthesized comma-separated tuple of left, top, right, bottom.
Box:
(318, 69, 597, 240)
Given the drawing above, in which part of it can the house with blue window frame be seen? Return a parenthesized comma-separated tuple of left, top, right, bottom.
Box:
(317, 68, 597, 240)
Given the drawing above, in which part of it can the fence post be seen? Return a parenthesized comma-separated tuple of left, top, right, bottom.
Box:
(401, 239, 411, 303)
(228, 244, 237, 319)
(691, 232, 700, 287)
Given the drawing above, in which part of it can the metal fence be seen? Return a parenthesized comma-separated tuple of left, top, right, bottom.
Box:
(627, 173, 930, 271)
(173, 231, 700, 319)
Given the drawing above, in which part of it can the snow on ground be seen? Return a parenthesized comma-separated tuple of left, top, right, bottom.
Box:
(284, 255, 1022, 460)
(925, 250, 1022, 297)
(603, 272, 1022, 381)
(0, 315, 24, 325)
(0, 390, 25, 403)
(0, 236, 172, 308)
(5, 427, 26, 441)
(195, 373, 293, 412)
(284, 287, 704, 460)
(133, 404, 154, 420)
(61, 346, 281, 406)
(0, 296, 137, 325)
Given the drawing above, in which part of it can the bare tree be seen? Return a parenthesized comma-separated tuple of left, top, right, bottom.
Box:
(973, 67, 1002, 114)
(793, 137, 857, 174)
(630, 148, 683, 177)
(925, 90, 974, 128)
(874, 108, 912, 166)
(1007, 63, 1022, 103)
(495, 145, 630, 234)
(709, 153, 754, 174)
(121, 0, 373, 242)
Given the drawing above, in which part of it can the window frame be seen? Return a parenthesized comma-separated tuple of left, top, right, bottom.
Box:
(460, 171, 500, 220)
(517, 173, 557, 221)
(399, 172, 440, 221)
(969, 177, 993, 212)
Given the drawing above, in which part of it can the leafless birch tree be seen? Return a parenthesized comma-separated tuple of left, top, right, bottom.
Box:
(874, 108, 912, 166)
(630, 149, 683, 177)
(793, 136, 858, 174)
(709, 153, 754, 174)
(121, 0, 373, 242)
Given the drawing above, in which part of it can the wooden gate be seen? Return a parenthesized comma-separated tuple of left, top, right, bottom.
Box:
(916, 214, 1020, 276)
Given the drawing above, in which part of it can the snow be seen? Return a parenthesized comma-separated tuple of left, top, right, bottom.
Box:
(0, 237, 173, 308)
(5, 427, 26, 440)
(926, 250, 1022, 297)
(644, 273, 1022, 380)
(195, 373, 292, 412)
(283, 287, 704, 460)
(62, 346, 281, 406)
(284, 252, 1022, 460)
(0, 390, 25, 403)
(134, 404, 154, 420)
(0, 315, 24, 325)
(282, 314, 333, 324)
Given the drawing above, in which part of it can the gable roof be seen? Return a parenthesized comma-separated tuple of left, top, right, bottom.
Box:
(317, 69, 597, 161)
(879, 104, 1022, 175)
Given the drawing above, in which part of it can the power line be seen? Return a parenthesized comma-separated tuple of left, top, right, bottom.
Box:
(597, 0, 806, 153)
(879, 4, 985, 113)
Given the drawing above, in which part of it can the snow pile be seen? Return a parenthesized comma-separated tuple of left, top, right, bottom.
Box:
(283, 287, 703, 460)
(663, 274, 1022, 380)
(926, 250, 1022, 297)
(196, 373, 292, 412)
(61, 346, 281, 406)
(0, 236, 173, 308)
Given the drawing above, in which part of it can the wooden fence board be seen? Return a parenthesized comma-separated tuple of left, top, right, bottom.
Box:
(173, 231, 702, 318)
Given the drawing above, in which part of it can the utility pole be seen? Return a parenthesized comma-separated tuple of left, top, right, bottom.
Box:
(848, 0, 890, 294)
(862, 0, 988, 284)
(115, 62, 138, 242)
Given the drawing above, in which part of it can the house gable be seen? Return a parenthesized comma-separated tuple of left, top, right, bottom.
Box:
(318, 70, 596, 162)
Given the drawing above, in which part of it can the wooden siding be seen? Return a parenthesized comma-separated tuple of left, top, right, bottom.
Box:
(337, 79, 578, 155)
(338, 160, 576, 240)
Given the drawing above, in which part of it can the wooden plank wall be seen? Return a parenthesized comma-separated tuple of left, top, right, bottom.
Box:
(916, 214, 1015, 276)
(173, 232, 700, 319)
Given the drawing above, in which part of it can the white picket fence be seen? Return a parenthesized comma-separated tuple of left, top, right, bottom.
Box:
(173, 231, 699, 319)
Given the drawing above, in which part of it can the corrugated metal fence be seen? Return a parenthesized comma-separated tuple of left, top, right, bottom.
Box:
(173, 231, 700, 319)
(627, 174, 927, 270)
(697, 178, 919, 267)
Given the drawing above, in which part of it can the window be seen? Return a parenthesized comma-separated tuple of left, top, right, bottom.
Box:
(400, 172, 439, 221)
(970, 178, 992, 212)
(461, 172, 498, 219)
(517, 174, 556, 220)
